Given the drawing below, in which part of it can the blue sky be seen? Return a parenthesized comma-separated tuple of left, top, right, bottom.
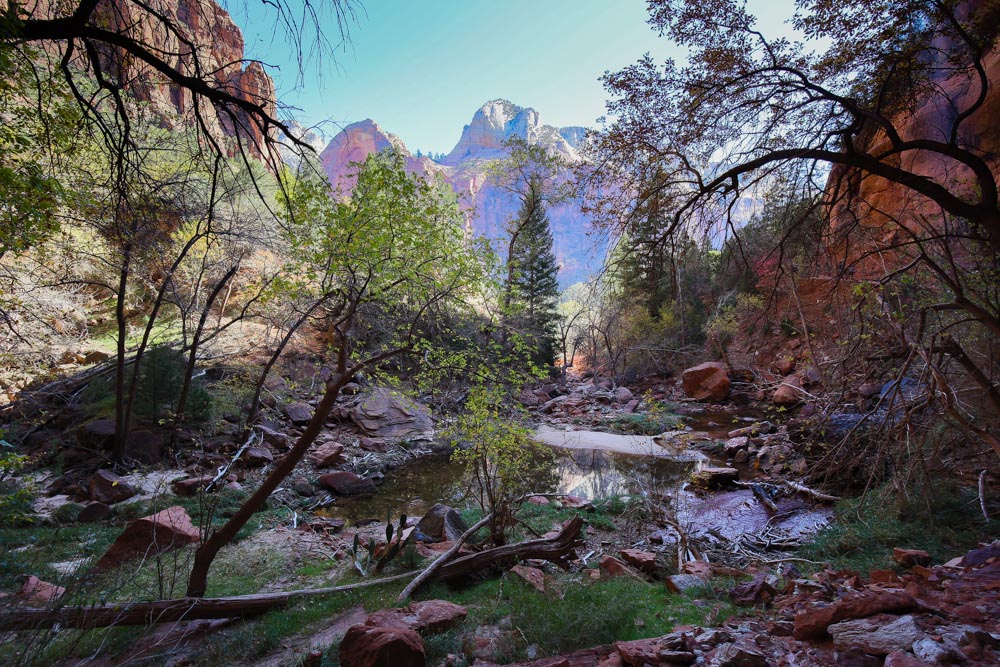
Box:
(232, 1, 795, 155)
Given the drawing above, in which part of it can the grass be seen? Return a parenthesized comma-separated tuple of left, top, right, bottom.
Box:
(797, 480, 998, 573)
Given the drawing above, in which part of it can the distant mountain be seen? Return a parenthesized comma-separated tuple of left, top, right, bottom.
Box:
(316, 100, 601, 286)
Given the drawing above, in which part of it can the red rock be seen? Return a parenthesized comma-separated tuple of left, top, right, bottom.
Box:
(691, 467, 739, 489)
(960, 542, 1000, 567)
(78, 501, 113, 522)
(682, 362, 731, 401)
(775, 356, 796, 375)
(245, 446, 273, 465)
(349, 388, 434, 441)
(884, 650, 931, 667)
(599, 555, 644, 581)
(339, 624, 424, 667)
(870, 569, 901, 585)
(706, 643, 767, 666)
(619, 549, 657, 574)
(95, 506, 200, 570)
(283, 401, 313, 425)
(666, 574, 706, 593)
(729, 573, 777, 607)
(560, 495, 594, 510)
(18, 575, 65, 605)
(171, 475, 214, 496)
(510, 565, 546, 592)
(893, 548, 932, 568)
(416, 504, 469, 542)
(308, 441, 346, 467)
(793, 591, 916, 639)
(526, 495, 550, 505)
(364, 600, 467, 635)
(358, 437, 388, 453)
(87, 469, 138, 504)
(318, 471, 376, 496)
(681, 560, 713, 578)
(772, 376, 803, 405)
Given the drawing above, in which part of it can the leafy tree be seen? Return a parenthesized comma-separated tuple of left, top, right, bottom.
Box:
(506, 176, 561, 368)
(185, 150, 485, 596)
(589, 0, 1000, 456)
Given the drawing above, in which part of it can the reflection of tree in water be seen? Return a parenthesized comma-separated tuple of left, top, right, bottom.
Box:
(555, 449, 696, 500)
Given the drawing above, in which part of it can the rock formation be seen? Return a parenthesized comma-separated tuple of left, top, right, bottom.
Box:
(317, 100, 603, 286)
(24, 0, 279, 160)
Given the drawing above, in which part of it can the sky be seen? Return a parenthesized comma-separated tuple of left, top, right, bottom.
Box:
(232, 1, 797, 155)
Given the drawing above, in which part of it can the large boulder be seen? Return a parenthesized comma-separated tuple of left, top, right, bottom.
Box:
(416, 504, 469, 542)
(339, 624, 425, 667)
(283, 401, 313, 425)
(682, 363, 731, 401)
(95, 506, 200, 570)
(364, 600, 467, 634)
(318, 471, 376, 496)
(772, 376, 803, 406)
(87, 469, 138, 504)
(308, 441, 346, 468)
(350, 388, 434, 441)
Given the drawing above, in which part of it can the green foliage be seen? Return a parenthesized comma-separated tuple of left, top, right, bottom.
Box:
(347, 514, 409, 576)
(506, 176, 561, 369)
(133, 346, 211, 423)
(449, 386, 556, 543)
(798, 482, 997, 573)
(0, 441, 34, 526)
(704, 294, 764, 356)
(607, 397, 684, 435)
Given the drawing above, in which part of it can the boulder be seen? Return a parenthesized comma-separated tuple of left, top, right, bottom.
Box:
(18, 575, 66, 605)
(666, 574, 707, 593)
(772, 376, 803, 405)
(682, 362, 731, 401)
(707, 643, 769, 667)
(829, 614, 926, 655)
(350, 388, 434, 441)
(599, 555, 644, 581)
(691, 467, 739, 489)
(619, 549, 657, 574)
(76, 419, 116, 450)
(793, 591, 916, 639)
(729, 573, 777, 607)
(171, 475, 214, 496)
(283, 401, 313, 425)
(364, 600, 467, 634)
(510, 564, 547, 592)
(125, 429, 166, 464)
(87, 469, 138, 504)
(95, 506, 200, 570)
(78, 502, 113, 522)
(245, 446, 273, 465)
(339, 624, 424, 667)
(308, 441, 346, 467)
(893, 548, 932, 568)
(255, 424, 288, 448)
(358, 437, 388, 453)
(614, 387, 634, 403)
(416, 504, 469, 542)
(775, 356, 796, 375)
(318, 471, 376, 496)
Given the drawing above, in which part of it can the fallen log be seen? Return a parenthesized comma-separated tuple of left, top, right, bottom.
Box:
(784, 480, 839, 503)
(397, 513, 492, 603)
(0, 570, 419, 632)
(432, 516, 585, 582)
(0, 517, 585, 632)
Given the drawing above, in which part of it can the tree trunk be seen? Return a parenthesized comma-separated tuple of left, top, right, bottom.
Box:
(185, 370, 352, 597)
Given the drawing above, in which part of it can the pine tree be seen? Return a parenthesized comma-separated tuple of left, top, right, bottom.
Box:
(506, 176, 560, 369)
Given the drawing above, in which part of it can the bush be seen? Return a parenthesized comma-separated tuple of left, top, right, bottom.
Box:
(0, 441, 34, 527)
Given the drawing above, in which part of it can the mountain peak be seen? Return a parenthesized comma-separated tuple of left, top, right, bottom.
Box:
(441, 99, 576, 165)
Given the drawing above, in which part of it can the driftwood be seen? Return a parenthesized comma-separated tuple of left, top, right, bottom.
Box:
(784, 480, 839, 503)
(432, 516, 585, 581)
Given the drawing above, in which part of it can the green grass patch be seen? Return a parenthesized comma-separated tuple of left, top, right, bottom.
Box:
(797, 481, 998, 573)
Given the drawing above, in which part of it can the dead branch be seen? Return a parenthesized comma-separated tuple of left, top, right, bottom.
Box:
(397, 513, 492, 603)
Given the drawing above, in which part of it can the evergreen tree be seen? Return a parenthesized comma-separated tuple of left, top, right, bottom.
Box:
(506, 176, 560, 369)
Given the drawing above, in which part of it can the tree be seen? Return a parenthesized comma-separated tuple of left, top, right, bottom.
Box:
(506, 176, 561, 368)
(588, 0, 1000, 457)
(185, 150, 485, 597)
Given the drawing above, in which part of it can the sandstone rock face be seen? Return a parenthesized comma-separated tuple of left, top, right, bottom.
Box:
(350, 389, 434, 441)
(338, 624, 424, 667)
(682, 362, 731, 401)
(95, 506, 200, 570)
(319, 100, 602, 286)
(28, 0, 278, 161)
